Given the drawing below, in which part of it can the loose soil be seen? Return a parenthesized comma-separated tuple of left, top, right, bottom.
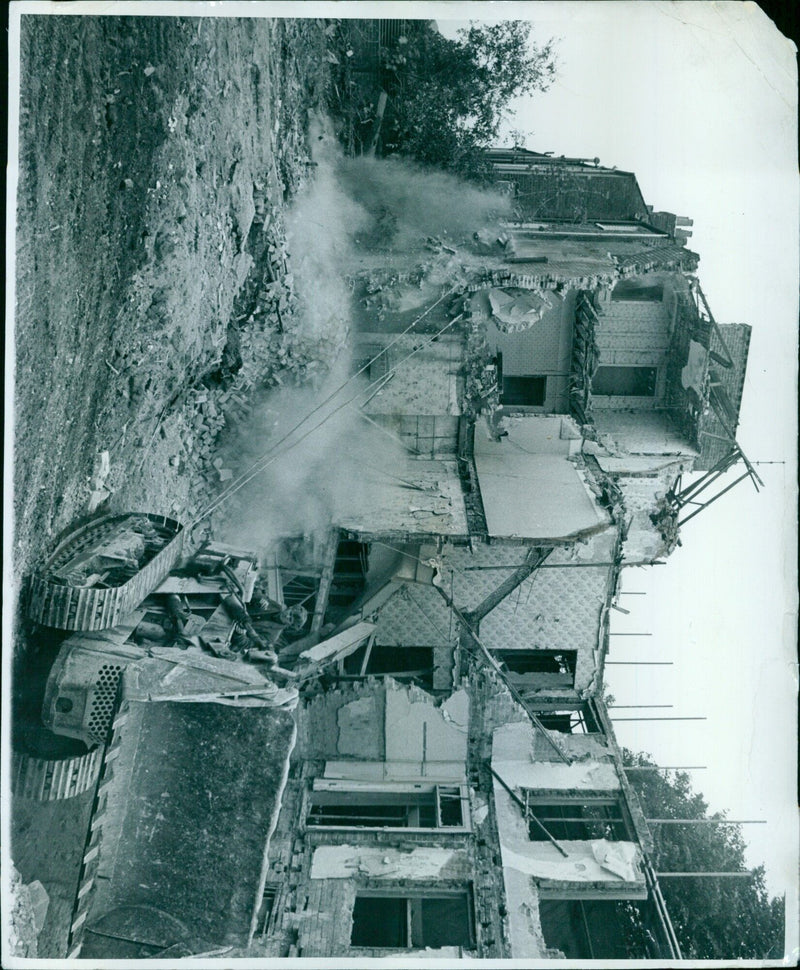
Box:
(13, 14, 328, 623)
(10, 13, 331, 957)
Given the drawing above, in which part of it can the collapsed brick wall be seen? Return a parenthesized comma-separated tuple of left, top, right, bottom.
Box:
(296, 681, 386, 761)
(464, 664, 530, 957)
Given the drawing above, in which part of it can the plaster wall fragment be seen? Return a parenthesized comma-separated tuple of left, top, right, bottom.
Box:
(385, 682, 469, 765)
(337, 695, 381, 758)
(310, 845, 468, 881)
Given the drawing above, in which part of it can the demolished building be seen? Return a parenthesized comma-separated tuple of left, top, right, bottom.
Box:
(237, 147, 758, 958)
(13, 145, 759, 961)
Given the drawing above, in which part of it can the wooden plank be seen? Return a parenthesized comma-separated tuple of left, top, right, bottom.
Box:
(297, 621, 376, 665)
(310, 531, 340, 635)
(359, 633, 376, 675)
(146, 647, 268, 685)
(708, 348, 733, 369)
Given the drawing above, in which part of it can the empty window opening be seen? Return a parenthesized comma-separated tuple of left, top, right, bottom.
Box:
(327, 541, 370, 616)
(527, 798, 628, 842)
(495, 649, 577, 688)
(537, 712, 574, 732)
(350, 892, 474, 949)
(610, 281, 664, 302)
(342, 644, 434, 689)
(539, 899, 648, 959)
(501, 375, 547, 406)
(593, 366, 657, 397)
(536, 702, 603, 734)
(308, 786, 464, 829)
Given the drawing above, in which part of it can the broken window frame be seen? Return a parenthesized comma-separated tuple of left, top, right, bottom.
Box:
(339, 642, 435, 690)
(523, 793, 631, 843)
(535, 700, 604, 734)
(350, 888, 475, 951)
(493, 648, 578, 688)
(537, 897, 655, 958)
(306, 782, 470, 832)
(610, 280, 665, 303)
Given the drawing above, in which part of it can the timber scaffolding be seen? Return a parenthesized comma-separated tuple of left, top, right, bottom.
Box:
(663, 280, 762, 523)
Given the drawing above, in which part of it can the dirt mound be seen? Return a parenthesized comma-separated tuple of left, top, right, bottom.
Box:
(12, 16, 328, 643)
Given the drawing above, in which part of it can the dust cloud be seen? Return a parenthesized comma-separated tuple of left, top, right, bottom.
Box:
(339, 153, 510, 252)
(213, 115, 505, 552)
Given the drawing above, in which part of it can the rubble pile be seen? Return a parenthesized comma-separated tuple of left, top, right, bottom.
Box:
(463, 316, 501, 419)
(6, 864, 46, 959)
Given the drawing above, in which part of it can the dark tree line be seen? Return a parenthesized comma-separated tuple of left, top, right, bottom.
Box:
(624, 749, 785, 959)
(329, 19, 556, 181)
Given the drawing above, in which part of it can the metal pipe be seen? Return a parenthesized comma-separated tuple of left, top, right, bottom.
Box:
(578, 901, 596, 960)
(643, 864, 683, 959)
(490, 767, 568, 858)
(647, 818, 765, 825)
(623, 765, 707, 771)
(678, 471, 752, 525)
(656, 871, 754, 878)
(611, 716, 706, 722)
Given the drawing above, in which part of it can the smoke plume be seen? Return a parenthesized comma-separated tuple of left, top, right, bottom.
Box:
(214, 114, 506, 554)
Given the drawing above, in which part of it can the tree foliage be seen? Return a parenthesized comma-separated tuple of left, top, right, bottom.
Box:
(330, 20, 556, 181)
(624, 749, 785, 959)
(379, 21, 555, 179)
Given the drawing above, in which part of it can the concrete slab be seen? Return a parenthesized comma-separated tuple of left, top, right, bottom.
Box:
(335, 457, 468, 536)
(474, 418, 607, 540)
